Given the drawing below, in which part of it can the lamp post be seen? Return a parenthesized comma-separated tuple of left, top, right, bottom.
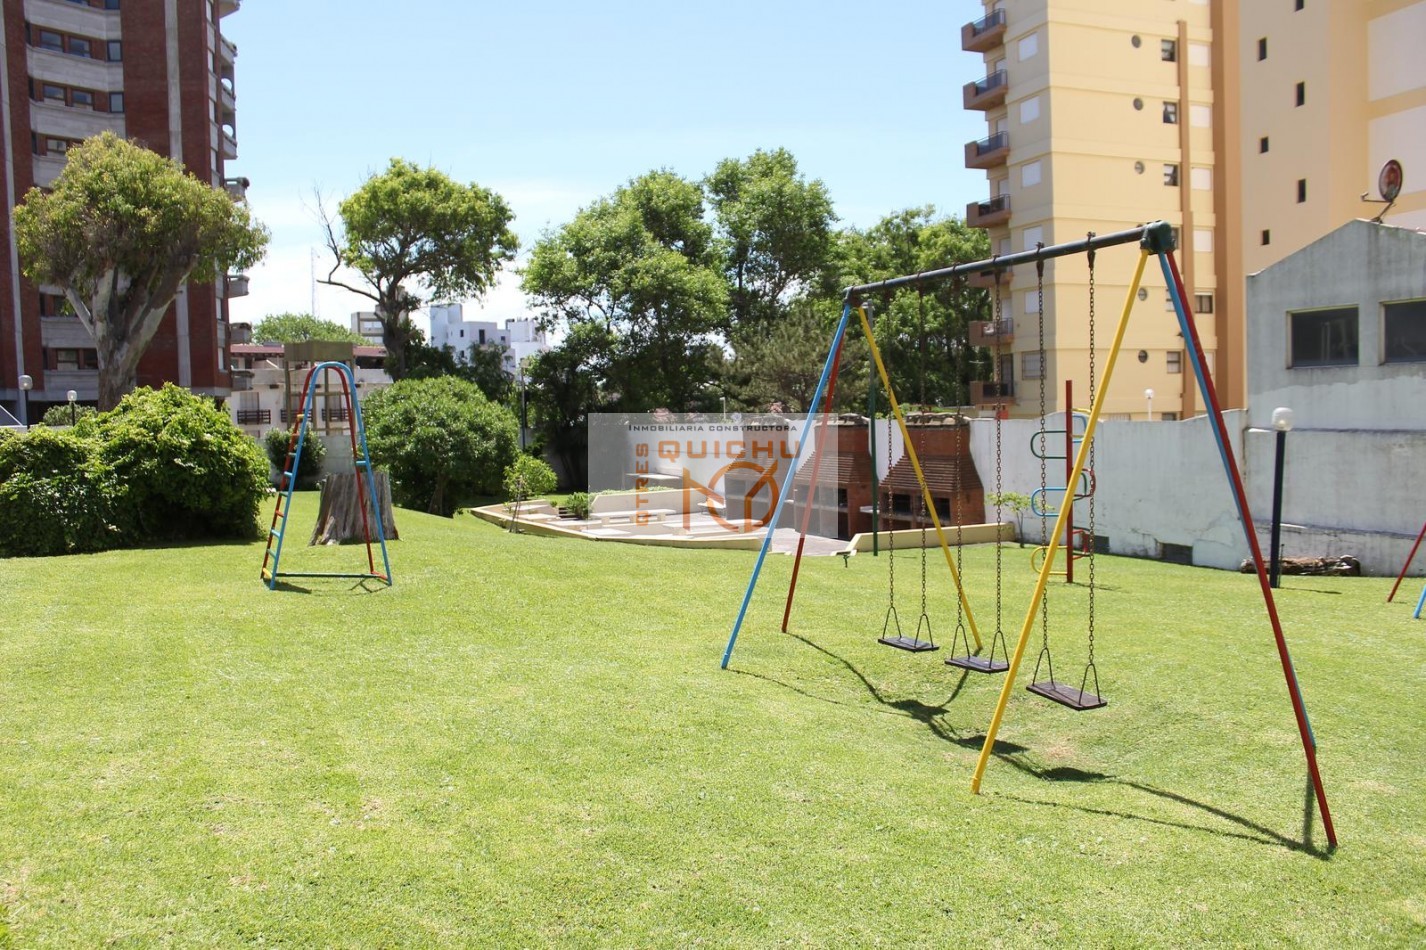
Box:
(67, 389, 77, 426)
(1269, 407, 1294, 589)
(18, 374, 32, 429)
(1144, 388, 1154, 421)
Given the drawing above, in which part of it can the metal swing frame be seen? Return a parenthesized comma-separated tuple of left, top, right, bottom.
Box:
(718, 221, 1338, 848)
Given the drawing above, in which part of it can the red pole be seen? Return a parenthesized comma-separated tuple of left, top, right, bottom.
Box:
(1387, 518, 1426, 602)
(1165, 250, 1336, 848)
(781, 340, 846, 632)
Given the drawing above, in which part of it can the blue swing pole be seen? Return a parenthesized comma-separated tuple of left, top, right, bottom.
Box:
(721, 302, 854, 669)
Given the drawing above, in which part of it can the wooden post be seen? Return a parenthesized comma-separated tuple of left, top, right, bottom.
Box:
(310, 472, 399, 545)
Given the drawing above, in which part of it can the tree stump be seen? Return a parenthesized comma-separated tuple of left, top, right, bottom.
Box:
(310, 471, 399, 545)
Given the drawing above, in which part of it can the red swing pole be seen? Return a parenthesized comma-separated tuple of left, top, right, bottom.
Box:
(1386, 517, 1426, 603)
(781, 338, 846, 632)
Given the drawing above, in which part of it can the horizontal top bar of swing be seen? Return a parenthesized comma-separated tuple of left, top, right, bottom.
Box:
(844, 222, 1165, 299)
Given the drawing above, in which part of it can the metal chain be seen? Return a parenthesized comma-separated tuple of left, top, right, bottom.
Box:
(992, 268, 1004, 635)
(1086, 238, 1098, 665)
(886, 397, 895, 607)
(1036, 248, 1049, 649)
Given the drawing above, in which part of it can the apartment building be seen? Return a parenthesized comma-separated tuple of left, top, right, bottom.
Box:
(428, 302, 548, 376)
(0, 0, 247, 424)
(962, 0, 1426, 420)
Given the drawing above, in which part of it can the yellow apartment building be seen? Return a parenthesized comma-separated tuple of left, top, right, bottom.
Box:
(961, 0, 1426, 419)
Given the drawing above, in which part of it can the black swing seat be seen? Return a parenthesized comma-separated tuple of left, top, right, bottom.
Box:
(946, 653, 1009, 674)
(1026, 679, 1107, 711)
(878, 636, 939, 653)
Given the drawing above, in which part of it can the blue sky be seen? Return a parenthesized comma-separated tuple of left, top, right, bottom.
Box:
(225, 1, 989, 331)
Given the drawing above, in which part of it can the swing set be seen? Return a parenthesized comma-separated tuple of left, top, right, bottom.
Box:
(718, 221, 1337, 848)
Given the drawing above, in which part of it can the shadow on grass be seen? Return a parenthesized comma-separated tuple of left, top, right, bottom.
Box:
(735, 633, 1334, 859)
(267, 577, 389, 596)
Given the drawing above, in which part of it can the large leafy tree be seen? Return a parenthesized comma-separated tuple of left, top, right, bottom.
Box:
(836, 207, 991, 407)
(728, 300, 869, 414)
(521, 323, 611, 489)
(706, 148, 836, 344)
(522, 170, 727, 412)
(12, 132, 268, 409)
(319, 159, 518, 381)
(251, 312, 365, 345)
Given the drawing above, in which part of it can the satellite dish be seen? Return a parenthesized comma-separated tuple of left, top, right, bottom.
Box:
(1379, 160, 1403, 203)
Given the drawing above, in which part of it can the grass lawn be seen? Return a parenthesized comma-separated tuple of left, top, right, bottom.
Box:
(1, 493, 1423, 946)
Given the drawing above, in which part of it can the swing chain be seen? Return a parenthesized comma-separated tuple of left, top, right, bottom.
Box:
(992, 268, 1004, 635)
(1036, 247, 1049, 646)
(1086, 235, 1098, 665)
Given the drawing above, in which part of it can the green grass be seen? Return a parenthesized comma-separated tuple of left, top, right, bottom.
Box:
(1, 493, 1424, 946)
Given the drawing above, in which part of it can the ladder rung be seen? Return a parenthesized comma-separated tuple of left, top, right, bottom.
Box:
(273, 510, 286, 519)
(269, 529, 282, 540)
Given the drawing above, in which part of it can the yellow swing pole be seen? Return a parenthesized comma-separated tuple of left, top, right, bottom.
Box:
(855, 304, 982, 650)
(971, 248, 1151, 793)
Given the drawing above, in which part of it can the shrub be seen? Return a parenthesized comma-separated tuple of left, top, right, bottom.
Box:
(263, 426, 326, 488)
(362, 376, 518, 515)
(92, 384, 269, 541)
(39, 403, 97, 427)
(564, 491, 593, 520)
(503, 454, 557, 503)
(0, 427, 128, 557)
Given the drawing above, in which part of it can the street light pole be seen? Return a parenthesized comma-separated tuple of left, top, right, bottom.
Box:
(67, 389, 78, 426)
(18, 374, 32, 429)
(1269, 407, 1294, 589)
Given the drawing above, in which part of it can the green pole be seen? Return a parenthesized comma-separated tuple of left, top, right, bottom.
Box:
(870, 381, 879, 556)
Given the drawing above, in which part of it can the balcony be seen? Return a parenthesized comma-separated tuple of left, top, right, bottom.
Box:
(963, 69, 1008, 111)
(969, 318, 1015, 348)
(965, 131, 1009, 170)
(220, 126, 238, 160)
(971, 380, 1016, 408)
(223, 176, 250, 201)
(236, 408, 270, 426)
(968, 266, 1012, 289)
(226, 274, 250, 297)
(966, 193, 1011, 228)
(218, 0, 241, 18)
(962, 9, 1007, 52)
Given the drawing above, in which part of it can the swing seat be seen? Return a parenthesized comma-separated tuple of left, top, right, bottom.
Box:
(878, 636, 939, 653)
(1026, 679, 1107, 711)
(946, 653, 1009, 674)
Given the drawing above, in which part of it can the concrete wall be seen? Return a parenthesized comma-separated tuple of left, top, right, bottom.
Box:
(966, 409, 1426, 576)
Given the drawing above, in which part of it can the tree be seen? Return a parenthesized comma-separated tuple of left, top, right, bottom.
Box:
(706, 148, 837, 344)
(727, 300, 869, 413)
(361, 376, 518, 516)
(836, 208, 991, 407)
(252, 312, 365, 345)
(319, 159, 518, 381)
(406, 337, 513, 404)
(523, 170, 727, 412)
(522, 323, 609, 490)
(12, 132, 268, 409)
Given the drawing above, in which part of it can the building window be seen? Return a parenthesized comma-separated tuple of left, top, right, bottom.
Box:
(38, 292, 68, 316)
(1295, 0, 1304, 9)
(67, 37, 91, 58)
(1021, 351, 1043, 379)
(1021, 160, 1041, 187)
(109, 92, 124, 113)
(55, 348, 80, 370)
(1165, 290, 1176, 312)
(71, 89, 94, 109)
(1162, 412, 1180, 422)
(1163, 164, 1180, 186)
(106, 0, 121, 8)
(1262, 230, 1271, 246)
(107, 40, 122, 61)
(1257, 38, 1267, 60)
(1020, 96, 1040, 123)
(1162, 101, 1178, 124)
(1195, 293, 1214, 314)
(1384, 300, 1426, 363)
(1161, 39, 1177, 62)
(1167, 351, 1183, 374)
(1018, 32, 1038, 61)
(45, 137, 70, 155)
(37, 30, 63, 52)
(1295, 82, 1306, 106)
(41, 83, 65, 102)
(1191, 167, 1212, 191)
(1260, 136, 1269, 153)
(1290, 307, 1358, 367)
(1297, 178, 1307, 202)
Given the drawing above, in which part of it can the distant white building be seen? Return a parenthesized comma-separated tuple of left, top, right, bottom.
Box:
(428, 303, 549, 376)
(350, 311, 385, 345)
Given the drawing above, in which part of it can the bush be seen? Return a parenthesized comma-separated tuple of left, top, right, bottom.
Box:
(39, 403, 97, 427)
(92, 384, 269, 541)
(0, 427, 128, 557)
(362, 376, 518, 516)
(263, 426, 326, 488)
(503, 454, 557, 503)
(564, 491, 593, 520)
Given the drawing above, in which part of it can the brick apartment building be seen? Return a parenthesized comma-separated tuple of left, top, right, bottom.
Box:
(0, 0, 247, 424)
